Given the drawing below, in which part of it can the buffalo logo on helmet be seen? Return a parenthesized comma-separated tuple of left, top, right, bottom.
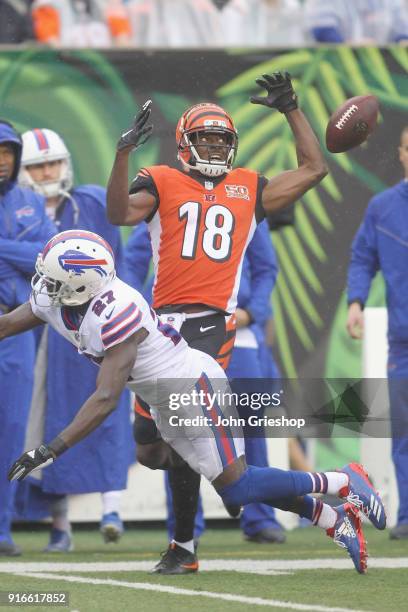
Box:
(58, 250, 108, 277)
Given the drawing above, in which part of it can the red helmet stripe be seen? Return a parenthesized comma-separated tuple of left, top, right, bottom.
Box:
(33, 129, 49, 151)
(63, 258, 108, 266)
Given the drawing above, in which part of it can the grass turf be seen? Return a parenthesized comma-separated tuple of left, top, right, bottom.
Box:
(0, 526, 407, 611)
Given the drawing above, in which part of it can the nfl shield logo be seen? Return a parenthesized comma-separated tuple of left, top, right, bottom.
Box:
(205, 181, 214, 190)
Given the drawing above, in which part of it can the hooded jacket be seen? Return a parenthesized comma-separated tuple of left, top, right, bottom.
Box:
(0, 121, 55, 308)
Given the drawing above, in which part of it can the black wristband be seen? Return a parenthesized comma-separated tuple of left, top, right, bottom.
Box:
(48, 435, 69, 457)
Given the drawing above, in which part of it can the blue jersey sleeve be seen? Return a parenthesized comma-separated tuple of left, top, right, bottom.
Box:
(0, 259, 16, 280)
(245, 220, 278, 327)
(124, 223, 152, 292)
(347, 201, 380, 306)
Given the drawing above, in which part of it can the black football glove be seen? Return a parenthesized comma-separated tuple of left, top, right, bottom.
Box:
(250, 72, 298, 114)
(8, 445, 55, 481)
(117, 99, 153, 152)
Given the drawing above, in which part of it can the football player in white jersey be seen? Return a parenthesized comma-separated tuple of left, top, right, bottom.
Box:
(3, 230, 386, 574)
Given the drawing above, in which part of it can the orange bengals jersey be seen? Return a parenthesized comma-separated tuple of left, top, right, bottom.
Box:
(130, 166, 266, 313)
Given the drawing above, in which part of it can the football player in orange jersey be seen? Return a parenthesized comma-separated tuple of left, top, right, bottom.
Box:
(107, 72, 328, 574)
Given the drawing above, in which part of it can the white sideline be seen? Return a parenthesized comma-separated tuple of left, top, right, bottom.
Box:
(13, 571, 370, 612)
(1, 557, 407, 574)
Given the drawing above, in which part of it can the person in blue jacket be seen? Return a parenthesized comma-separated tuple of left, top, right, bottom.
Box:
(346, 125, 408, 540)
(125, 219, 284, 542)
(0, 120, 55, 556)
(16, 128, 133, 552)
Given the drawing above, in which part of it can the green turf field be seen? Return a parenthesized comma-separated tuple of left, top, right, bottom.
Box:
(0, 526, 407, 611)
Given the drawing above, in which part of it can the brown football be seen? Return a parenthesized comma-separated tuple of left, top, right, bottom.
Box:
(326, 95, 379, 153)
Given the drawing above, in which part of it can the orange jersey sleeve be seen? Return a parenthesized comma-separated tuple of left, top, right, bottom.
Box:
(144, 166, 263, 314)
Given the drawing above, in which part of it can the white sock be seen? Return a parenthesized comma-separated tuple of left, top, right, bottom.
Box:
(173, 539, 195, 554)
(325, 472, 349, 495)
(101, 491, 122, 515)
(51, 495, 70, 532)
(312, 500, 337, 530)
(53, 516, 70, 532)
(308, 471, 349, 495)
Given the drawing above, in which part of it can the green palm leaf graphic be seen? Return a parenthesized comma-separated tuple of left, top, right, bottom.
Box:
(0, 49, 160, 243)
(1, 48, 406, 381)
(217, 47, 408, 377)
(273, 232, 323, 328)
(358, 48, 398, 95)
(283, 227, 323, 294)
(390, 47, 408, 72)
(217, 51, 313, 97)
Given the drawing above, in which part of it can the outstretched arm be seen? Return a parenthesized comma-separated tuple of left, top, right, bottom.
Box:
(0, 303, 44, 341)
(250, 73, 327, 214)
(8, 328, 147, 480)
(261, 109, 327, 213)
(107, 100, 156, 226)
(56, 329, 146, 447)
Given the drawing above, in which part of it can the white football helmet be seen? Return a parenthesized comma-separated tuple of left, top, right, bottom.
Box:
(19, 128, 73, 198)
(32, 230, 115, 306)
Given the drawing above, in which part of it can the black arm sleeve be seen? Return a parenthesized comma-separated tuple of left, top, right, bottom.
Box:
(256, 174, 295, 230)
(129, 171, 159, 199)
(129, 170, 159, 223)
(267, 203, 295, 230)
(255, 175, 268, 224)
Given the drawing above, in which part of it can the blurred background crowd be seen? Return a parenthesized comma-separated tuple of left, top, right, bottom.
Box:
(1, 0, 408, 48)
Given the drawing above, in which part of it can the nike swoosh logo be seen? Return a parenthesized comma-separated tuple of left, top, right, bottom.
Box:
(200, 325, 216, 333)
(121, 129, 133, 138)
(181, 561, 199, 570)
(105, 308, 115, 320)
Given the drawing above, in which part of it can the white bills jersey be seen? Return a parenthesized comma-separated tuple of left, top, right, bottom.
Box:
(30, 277, 191, 395)
(30, 276, 245, 482)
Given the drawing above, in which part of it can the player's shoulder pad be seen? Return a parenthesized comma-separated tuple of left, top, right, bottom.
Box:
(141, 165, 171, 173)
(230, 166, 258, 178)
(131, 166, 173, 197)
(100, 297, 144, 350)
(137, 165, 172, 179)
